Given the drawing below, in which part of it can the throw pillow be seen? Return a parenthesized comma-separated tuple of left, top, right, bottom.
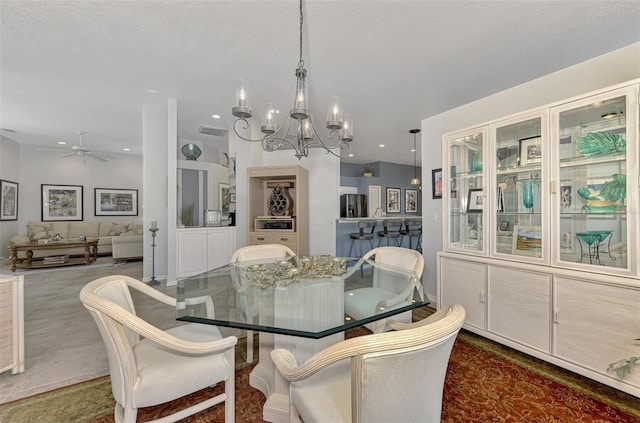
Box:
(107, 222, 130, 236)
(29, 223, 54, 240)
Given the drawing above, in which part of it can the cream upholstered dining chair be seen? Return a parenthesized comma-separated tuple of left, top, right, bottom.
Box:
(79, 275, 237, 423)
(230, 243, 296, 363)
(344, 246, 424, 333)
(271, 304, 466, 423)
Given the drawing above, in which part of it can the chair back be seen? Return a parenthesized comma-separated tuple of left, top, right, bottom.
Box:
(230, 243, 296, 262)
(362, 247, 424, 300)
(363, 246, 424, 279)
(353, 304, 465, 422)
(357, 219, 377, 236)
(403, 217, 422, 232)
(79, 276, 144, 405)
(380, 219, 402, 235)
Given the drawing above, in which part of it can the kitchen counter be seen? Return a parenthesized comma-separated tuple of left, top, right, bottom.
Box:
(335, 216, 422, 256)
(337, 215, 421, 223)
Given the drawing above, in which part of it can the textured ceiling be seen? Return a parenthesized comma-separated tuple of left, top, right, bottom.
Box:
(1, 1, 639, 166)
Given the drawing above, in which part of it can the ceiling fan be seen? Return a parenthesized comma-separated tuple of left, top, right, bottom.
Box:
(40, 131, 111, 162)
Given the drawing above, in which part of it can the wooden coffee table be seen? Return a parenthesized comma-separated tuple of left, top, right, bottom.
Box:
(8, 238, 99, 272)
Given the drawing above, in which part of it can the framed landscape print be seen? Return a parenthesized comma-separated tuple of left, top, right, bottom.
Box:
(0, 179, 18, 221)
(42, 184, 83, 221)
(405, 189, 418, 213)
(95, 188, 138, 216)
(512, 225, 542, 257)
(386, 187, 401, 213)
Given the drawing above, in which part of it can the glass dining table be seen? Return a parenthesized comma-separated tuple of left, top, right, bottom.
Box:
(176, 255, 428, 423)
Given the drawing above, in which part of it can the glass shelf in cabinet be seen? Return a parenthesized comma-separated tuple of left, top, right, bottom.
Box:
(559, 152, 625, 168)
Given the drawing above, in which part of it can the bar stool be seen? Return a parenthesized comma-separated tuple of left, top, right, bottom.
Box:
(377, 219, 402, 247)
(348, 219, 377, 257)
(400, 218, 422, 251)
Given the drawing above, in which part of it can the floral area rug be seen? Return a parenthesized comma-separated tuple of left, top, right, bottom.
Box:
(3, 330, 637, 423)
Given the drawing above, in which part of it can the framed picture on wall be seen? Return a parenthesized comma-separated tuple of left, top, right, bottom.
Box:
(431, 168, 442, 199)
(94, 188, 138, 216)
(219, 183, 230, 216)
(42, 184, 83, 221)
(386, 187, 401, 213)
(0, 179, 18, 221)
(405, 189, 418, 213)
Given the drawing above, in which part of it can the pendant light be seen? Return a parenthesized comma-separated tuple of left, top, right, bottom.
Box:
(410, 129, 421, 185)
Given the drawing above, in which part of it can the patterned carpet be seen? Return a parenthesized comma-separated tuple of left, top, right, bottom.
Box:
(1, 309, 639, 423)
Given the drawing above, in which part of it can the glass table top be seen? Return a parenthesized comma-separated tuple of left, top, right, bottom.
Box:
(176, 256, 428, 339)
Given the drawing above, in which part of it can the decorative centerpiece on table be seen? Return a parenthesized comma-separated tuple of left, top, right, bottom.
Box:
(241, 256, 348, 287)
(577, 173, 626, 214)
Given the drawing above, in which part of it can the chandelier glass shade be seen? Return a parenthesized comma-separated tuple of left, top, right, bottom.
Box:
(231, 0, 353, 160)
(410, 129, 421, 186)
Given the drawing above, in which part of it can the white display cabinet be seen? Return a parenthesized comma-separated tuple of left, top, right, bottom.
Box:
(438, 79, 640, 397)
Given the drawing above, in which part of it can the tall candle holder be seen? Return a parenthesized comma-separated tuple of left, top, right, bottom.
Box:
(148, 227, 160, 286)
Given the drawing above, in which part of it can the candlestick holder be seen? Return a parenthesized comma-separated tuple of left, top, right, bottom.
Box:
(148, 227, 160, 286)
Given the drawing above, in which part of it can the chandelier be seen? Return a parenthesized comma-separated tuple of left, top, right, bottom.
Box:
(231, 0, 353, 160)
(410, 129, 421, 186)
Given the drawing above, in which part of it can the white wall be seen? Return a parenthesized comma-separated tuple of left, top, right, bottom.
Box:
(144, 101, 172, 283)
(0, 143, 143, 260)
(420, 42, 640, 304)
(0, 136, 22, 256)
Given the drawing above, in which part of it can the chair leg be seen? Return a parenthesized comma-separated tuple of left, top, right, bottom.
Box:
(116, 402, 137, 423)
(225, 348, 235, 422)
(349, 239, 355, 257)
(247, 329, 254, 363)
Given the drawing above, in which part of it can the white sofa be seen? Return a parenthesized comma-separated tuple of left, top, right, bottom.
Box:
(10, 220, 143, 259)
(112, 234, 144, 262)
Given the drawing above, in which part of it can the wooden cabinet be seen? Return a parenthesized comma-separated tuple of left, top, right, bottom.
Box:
(0, 275, 24, 375)
(247, 166, 309, 256)
(554, 277, 640, 391)
(488, 266, 551, 353)
(439, 257, 486, 330)
(177, 227, 236, 278)
(439, 79, 640, 397)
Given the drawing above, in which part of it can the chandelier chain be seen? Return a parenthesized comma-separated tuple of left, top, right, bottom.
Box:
(298, 0, 304, 68)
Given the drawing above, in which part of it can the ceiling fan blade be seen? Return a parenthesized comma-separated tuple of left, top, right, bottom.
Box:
(37, 147, 67, 152)
(61, 152, 77, 157)
(85, 153, 109, 162)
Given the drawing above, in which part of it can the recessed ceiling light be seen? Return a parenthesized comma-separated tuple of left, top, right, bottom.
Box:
(379, 144, 385, 148)
(601, 112, 617, 120)
(123, 148, 131, 152)
(57, 141, 66, 145)
(410, 148, 416, 152)
(591, 101, 606, 107)
(146, 89, 159, 94)
(348, 153, 354, 157)
(211, 114, 221, 119)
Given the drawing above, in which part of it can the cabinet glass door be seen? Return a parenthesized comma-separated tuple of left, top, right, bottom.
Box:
(492, 114, 547, 262)
(444, 128, 487, 255)
(551, 86, 637, 275)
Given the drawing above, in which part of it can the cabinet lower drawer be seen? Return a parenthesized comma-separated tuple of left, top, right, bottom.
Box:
(248, 233, 298, 254)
